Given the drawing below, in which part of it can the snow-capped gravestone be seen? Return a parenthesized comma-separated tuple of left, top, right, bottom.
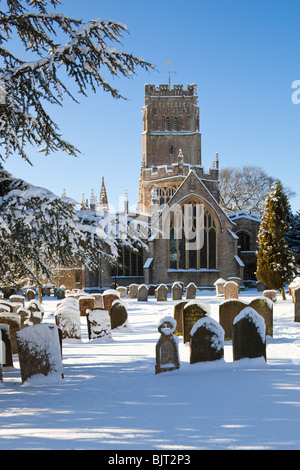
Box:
(55, 307, 81, 340)
(219, 299, 248, 340)
(0, 324, 13, 367)
(294, 287, 300, 322)
(109, 300, 128, 330)
(128, 284, 139, 299)
(137, 284, 149, 302)
(263, 290, 277, 303)
(79, 296, 94, 316)
(248, 297, 273, 337)
(9, 295, 25, 307)
(186, 282, 197, 300)
(173, 301, 189, 336)
(190, 317, 224, 364)
(17, 308, 31, 328)
(172, 282, 182, 301)
(224, 281, 239, 300)
(156, 284, 168, 301)
(16, 324, 64, 383)
(117, 286, 127, 298)
(0, 313, 21, 354)
(26, 289, 35, 301)
(232, 307, 266, 361)
(102, 290, 120, 310)
(86, 309, 112, 340)
(155, 316, 180, 375)
(214, 278, 226, 297)
(183, 301, 210, 344)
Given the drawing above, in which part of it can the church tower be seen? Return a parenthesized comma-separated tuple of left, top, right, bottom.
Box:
(139, 83, 219, 212)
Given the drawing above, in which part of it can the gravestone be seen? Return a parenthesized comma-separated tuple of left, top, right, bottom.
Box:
(93, 294, 104, 309)
(214, 278, 226, 297)
(0, 304, 11, 313)
(156, 284, 168, 301)
(183, 301, 210, 344)
(102, 290, 120, 310)
(232, 307, 266, 361)
(55, 307, 81, 340)
(109, 300, 128, 329)
(137, 284, 149, 301)
(186, 282, 197, 300)
(294, 286, 300, 322)
(173, 301, 189, 336)
(155, 316, 180, 374)
(27, 299, 44, 317)
(56, 288, 65, 300)
(9, 295, 25, 306)
(26, 289, 35, 301)
(190, 317, 224, 364)
(0, 301, 13, 312)
(128, 284, 139, 299)
(79, 296, 95, 316)
(17, 308, 31, 328)
(148, 285, 157, 296)
(16, 324, 64, 383)
(249, 297, 273, 336)
(117, 286, 127, 298)
(263, 290, 277, 303)
(86, 309, 112, 340)
(224, 281, 239, 300)
(0, 324, 13, 367)
(256, 281, 265, 292)
(219, 299, 248, 340)
(172, 282, 182, 300)
(0, 313, 21, 354)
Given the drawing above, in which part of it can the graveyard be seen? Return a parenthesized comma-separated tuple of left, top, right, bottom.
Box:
(0, 283, 300, 450)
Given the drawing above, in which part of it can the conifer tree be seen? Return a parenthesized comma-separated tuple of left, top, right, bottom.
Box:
(256, 180, 297, 299)
(0, 0, 154, 164)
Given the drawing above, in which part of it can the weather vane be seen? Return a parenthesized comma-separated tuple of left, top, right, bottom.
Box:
(162, 60, 177, 88)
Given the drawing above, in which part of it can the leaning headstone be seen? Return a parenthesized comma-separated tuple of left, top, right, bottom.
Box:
(172, 282, 182, 300)
(117, 286, 127, 298)
(186, 282, 197, 300)
(79, 296, 95, 317)
(190, 317, 224, 364)
(137, 284, 149, 301)
(0, 313, 21, 354)
(102, 290, 120, 310)
(55, 307, 81, 340)
(155, 316, 180, 374)
(224, 281, 239, 300)
(128, 284, 139, 299)
(109, 300, 129, 330)
(249, 297, 273, 336)
(183, 300, 210, 344)
(219, 299, 248, 340)
(173, 301, 189, 336)
(156, 284, 168, 301)
(294, 287, 300, 322)
(0, 324, 13, 367)
(232, 307, 266, 361)
(86, 309, 112, 340)
(214, 278, 226, 297)
(16, 324, 64, 383)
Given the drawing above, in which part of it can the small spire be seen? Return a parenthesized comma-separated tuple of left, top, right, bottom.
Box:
(151, 184, 159, 203)
(62, 188, 66, 197)
(124, 188, 129, 213)
(90, 189, 96, 210)
(99, 176, 109, 212)
(80, 193, 87, 210)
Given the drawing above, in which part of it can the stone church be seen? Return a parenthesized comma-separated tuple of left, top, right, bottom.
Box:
(55, 83, 261, 291)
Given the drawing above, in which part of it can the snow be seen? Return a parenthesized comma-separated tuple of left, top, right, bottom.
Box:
(1, 289, 300, 450)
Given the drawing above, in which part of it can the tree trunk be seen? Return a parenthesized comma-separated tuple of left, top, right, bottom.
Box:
(38, 285, 43, 304)
(280, 286, 286, 300)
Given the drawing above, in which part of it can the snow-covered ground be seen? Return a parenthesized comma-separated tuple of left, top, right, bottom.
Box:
(1, 289, 300, 451)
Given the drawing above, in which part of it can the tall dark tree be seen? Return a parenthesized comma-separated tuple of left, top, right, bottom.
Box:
(0, 0, 154, 163)
(256, 181, 297, 299)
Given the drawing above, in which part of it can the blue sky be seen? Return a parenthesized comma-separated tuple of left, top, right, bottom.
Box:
(4, 0, 300, 213)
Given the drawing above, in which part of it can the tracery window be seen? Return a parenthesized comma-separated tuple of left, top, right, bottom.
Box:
(157, 186, 178, 206)
(169, 201, 217, 270)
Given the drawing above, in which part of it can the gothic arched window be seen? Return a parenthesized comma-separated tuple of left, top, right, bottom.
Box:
(165, 117, 170, 131)
(169, 200, 217, 270)
(173, 117, 178, 131)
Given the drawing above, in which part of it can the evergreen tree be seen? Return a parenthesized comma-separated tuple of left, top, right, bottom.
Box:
(286, 210, 300, 263)
(0, 0, 154, 164)
(256, 180, 297, 299)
